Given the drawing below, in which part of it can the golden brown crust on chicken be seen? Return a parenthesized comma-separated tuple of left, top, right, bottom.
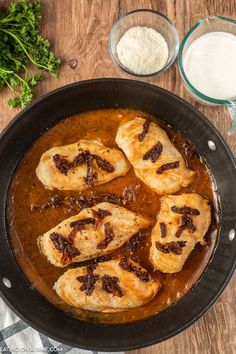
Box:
(38, 202, 150, 267)
(149, 193, 211, 273)
(115, 117, 195, 194)
(36, 139, 130, 191)
(54, 259, 161, 312)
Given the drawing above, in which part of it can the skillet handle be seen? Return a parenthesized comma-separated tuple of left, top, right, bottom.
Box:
(227, 103, 236, 135)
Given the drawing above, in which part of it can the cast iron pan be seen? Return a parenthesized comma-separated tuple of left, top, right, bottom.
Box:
(0, 79, 236, 351)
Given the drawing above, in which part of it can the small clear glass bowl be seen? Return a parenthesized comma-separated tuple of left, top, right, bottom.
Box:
(108, 9, 179, 78)
(178, 16, 236, 134)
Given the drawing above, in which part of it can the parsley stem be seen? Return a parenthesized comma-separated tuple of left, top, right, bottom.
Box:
(3, 78, 14, 92)
(0, 67, 14, 74)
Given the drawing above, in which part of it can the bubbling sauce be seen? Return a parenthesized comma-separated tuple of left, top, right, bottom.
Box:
(7, 109, 219, 324)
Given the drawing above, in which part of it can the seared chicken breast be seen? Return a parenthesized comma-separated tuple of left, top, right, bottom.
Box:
(36, 139, 130, 191)
(38, 202, 150, 267)
(149, 193, 211, 273)
(115, 117, 195, 194)
(54, 258, 161, 312)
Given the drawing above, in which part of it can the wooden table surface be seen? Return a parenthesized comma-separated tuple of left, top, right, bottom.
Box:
(0, 1, 235, 353)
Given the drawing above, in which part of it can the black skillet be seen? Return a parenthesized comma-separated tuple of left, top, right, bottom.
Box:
(0, 79, 236, 351)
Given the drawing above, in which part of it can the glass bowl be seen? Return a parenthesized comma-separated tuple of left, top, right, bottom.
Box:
(108, 9, 179, 78)
(178, 16, 236, 135)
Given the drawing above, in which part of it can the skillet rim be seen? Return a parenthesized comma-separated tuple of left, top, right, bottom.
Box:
(0, 78, 235, 165)
(0, 78, 235, 351)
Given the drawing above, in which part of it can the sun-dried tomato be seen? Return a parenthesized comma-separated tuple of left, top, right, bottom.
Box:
(119, 257, 149, 282)
(143, 142, 163, 163)
(101, 275, 123, 297)
(156, 161, 179, 174)
(138, 120, 151, 142)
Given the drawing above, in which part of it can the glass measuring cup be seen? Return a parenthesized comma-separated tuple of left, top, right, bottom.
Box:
(178, 16, 236, 135)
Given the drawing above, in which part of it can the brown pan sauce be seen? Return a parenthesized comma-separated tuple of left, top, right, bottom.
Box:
(7, 109, 219, 324)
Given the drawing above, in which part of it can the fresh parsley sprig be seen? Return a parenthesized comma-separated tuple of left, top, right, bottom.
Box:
(0, 0, 60, 108)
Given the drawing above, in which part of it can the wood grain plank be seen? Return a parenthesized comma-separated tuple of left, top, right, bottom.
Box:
(0, 1, 235, 353)
(130, 277, 236, 354)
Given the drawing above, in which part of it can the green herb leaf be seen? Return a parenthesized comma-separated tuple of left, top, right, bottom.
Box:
(0, 0, 60, 108)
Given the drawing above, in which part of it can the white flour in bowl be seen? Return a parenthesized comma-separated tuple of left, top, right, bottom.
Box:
(117, 26, 169, 75)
